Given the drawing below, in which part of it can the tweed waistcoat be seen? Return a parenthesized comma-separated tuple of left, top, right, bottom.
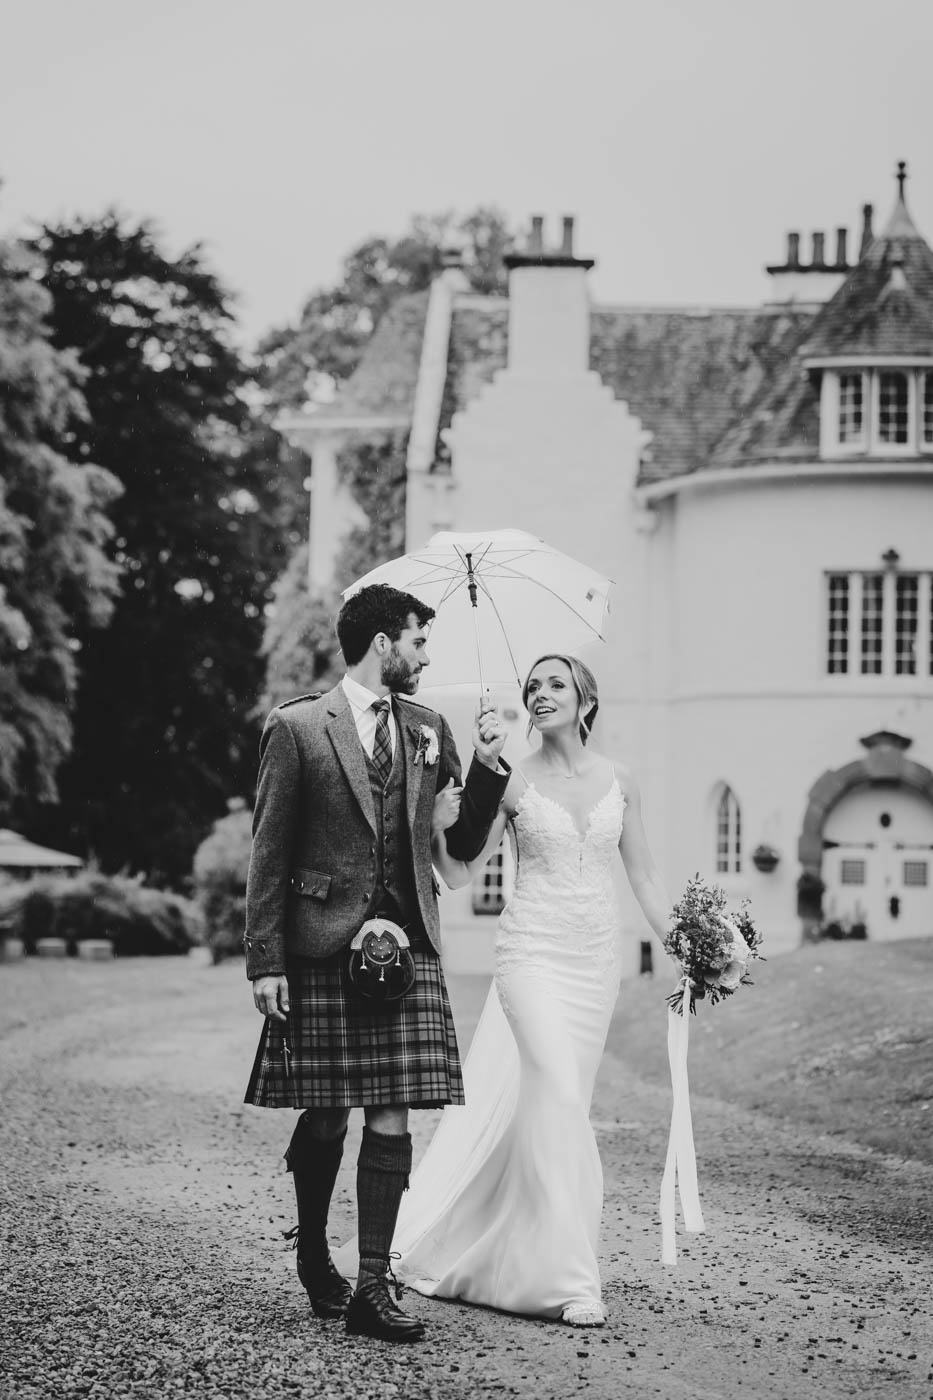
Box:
(364, 740, 425, 946)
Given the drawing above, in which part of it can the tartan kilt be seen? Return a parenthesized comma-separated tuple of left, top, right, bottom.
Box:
(244, 947, 465, 1110)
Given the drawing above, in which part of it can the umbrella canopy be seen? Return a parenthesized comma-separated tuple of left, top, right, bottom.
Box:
(0, 829, 84, 871)
(344, 529, 613, 691)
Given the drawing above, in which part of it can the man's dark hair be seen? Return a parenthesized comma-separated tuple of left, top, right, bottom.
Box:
(336, 584, 435, 666)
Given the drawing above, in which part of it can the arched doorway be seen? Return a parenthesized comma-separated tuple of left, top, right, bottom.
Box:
(798, 731, 933, 941)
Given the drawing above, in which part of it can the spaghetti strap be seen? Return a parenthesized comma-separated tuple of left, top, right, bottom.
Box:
(512, 765, 532, 801)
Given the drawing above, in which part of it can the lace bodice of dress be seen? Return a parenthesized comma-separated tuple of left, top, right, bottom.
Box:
(496, 778, 625, 976)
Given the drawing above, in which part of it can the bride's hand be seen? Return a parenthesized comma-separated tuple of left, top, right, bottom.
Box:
(432, 778, 462, 835)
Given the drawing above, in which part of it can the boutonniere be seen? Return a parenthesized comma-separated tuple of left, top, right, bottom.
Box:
(413, 723, 439, 766)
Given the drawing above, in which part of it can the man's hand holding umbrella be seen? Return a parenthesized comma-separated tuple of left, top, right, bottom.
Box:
(473, 695, 507, 770)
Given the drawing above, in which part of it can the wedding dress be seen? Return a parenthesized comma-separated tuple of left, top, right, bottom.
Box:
(391, 770, 626, 1319)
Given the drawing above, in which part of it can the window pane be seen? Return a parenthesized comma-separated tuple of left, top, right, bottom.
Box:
(924, 373, 933, 445)
(860, 574, 884, 674)
(827, 574, 849, 674)
(895, 574, 918, 675)
(878, 371, 909, 444)
(472, 841, 507, 914)
(838, 373, 864, 443)
(841, 859, 866, 885)
(903, 860, 928, 887)
(716, 787, 741, 874)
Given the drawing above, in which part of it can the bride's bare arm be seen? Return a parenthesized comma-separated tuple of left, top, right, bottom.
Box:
(615, 764, 679, 970)
(431, 772, 521, 890)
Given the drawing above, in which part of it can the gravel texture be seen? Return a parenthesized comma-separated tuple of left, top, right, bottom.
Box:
(1, 950, 932, 1399)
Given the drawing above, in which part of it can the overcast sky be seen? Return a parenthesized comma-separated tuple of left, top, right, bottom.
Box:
(3, 0, 931, 344)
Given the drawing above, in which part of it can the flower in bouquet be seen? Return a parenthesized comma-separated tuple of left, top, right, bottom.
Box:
(663, 875, 763, 1015)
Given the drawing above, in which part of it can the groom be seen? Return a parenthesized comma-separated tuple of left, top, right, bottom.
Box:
(244, 583, 508, 1342)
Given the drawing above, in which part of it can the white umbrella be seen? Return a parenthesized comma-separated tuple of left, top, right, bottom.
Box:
(344, 528, 613, 693)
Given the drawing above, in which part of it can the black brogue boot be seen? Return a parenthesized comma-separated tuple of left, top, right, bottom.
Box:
(345, 1127, 423, 1343)
(284, 1116, 352, 1320)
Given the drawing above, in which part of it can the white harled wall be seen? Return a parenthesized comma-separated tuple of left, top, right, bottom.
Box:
(658, 474, 933, 953)
(427, 257, 667, 974)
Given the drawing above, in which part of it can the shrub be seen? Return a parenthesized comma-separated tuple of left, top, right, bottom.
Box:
(0, 870, 202, 956)
(819, 916, 869, 942)
(192, 802, 252, 963)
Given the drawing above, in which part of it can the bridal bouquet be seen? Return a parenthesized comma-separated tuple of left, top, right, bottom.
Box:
(664, 875, 763, 1016)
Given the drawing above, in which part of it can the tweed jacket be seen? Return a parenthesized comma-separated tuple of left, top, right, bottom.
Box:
(244, 684, 508, 979)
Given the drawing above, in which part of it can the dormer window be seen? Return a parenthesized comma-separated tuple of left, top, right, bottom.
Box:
(822, 367, 933, 456)
(804, 165, 933, 459)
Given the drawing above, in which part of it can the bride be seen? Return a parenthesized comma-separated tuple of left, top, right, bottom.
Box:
(389, 653, 677, 1327)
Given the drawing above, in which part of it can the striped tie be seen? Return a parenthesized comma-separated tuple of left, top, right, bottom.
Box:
(371, 699, 392, 787)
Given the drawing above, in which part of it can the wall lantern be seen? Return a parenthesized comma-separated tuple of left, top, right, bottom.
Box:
(752, 843, 780, 873)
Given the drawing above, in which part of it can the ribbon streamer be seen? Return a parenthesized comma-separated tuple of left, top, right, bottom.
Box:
(660, 978, 705, 1265)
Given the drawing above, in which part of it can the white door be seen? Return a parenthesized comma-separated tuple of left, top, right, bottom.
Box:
(822, 784, 933, 941)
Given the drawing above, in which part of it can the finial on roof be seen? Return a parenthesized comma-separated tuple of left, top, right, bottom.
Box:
(881, 160, 920, 240)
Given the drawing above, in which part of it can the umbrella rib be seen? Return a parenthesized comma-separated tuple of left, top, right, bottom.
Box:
(435, 572, 470, 607)
(472, 574, 523, 686)
(477, 569, 607, 639)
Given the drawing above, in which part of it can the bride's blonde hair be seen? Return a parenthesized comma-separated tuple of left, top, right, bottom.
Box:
(522, 654, 599, 744)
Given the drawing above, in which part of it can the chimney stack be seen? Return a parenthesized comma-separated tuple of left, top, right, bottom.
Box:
(859, 204, 874, 259)
(766, 221, 851, 303)
(503, 214, 595, 376)
(834, 228, 848, 268)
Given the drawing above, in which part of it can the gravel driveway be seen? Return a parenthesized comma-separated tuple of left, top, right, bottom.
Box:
(1, 951, 931, 1399)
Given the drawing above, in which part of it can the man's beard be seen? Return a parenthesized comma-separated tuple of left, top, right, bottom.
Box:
(381, 645, 420, 694)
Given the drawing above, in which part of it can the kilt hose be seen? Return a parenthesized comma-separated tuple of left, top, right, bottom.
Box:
(244, 947, 465, 1110)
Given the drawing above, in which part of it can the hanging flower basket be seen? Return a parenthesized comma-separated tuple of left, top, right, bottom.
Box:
(752, 843, 780, 873)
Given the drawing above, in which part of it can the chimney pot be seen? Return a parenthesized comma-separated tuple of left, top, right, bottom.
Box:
(835, 227, 848, 268)
(787, 232, 800, 268)
(561, 217, 575, 257)
(859, 203, 874, 259)
(812, 231, 825, 268)
(529, 217, 544, 255)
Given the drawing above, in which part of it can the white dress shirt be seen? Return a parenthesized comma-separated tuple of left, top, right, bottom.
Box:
(341, 674, 397, 760)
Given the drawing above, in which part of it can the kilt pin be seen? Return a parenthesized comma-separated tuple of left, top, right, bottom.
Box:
(242, 679, 508, 1339)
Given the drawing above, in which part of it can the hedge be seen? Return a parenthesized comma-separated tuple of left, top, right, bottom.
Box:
(0, 870, 202, 957)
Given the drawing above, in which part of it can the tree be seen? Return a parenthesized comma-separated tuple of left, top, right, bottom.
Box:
(30, 214, 286, 884)
(0, 234, 121, 819)
(256, 208, 515, 704)
(260, 206, 515, 413)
